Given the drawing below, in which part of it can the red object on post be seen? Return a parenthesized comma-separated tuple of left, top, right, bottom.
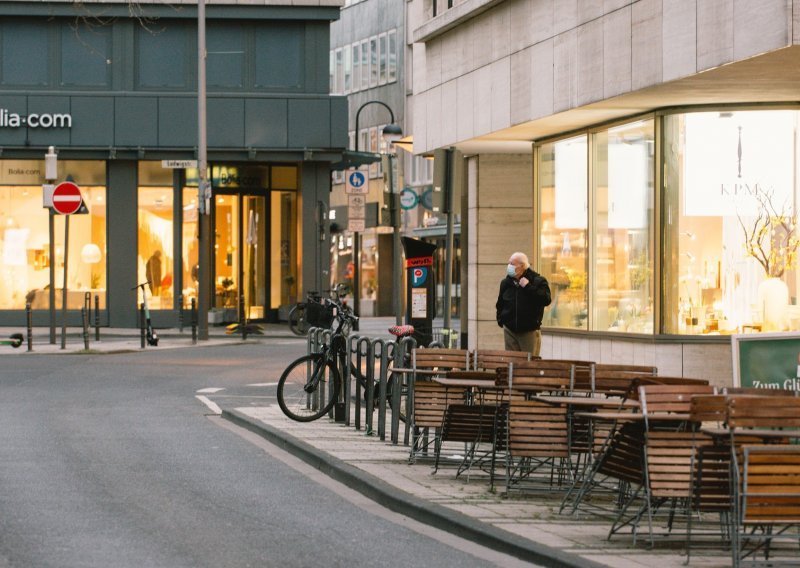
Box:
(52, 181, 83, 215)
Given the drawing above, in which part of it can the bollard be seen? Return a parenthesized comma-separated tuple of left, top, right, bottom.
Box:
(178, 294, 184, 333)
(84, 292, 91, 328)
(239, 294, 247, 341)
(191, 298, 197, 344)
(25, 302, 33, 352)
(140, 302, 146, 349)
(372, 339, 388, 440)
(81, 306, 89, 350)
(344, 334, 360, 426)
(94, 295, 100, 341)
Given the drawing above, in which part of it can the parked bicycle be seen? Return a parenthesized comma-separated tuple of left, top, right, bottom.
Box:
(287, 291, 323, 336)
(276, 293, 413, 422)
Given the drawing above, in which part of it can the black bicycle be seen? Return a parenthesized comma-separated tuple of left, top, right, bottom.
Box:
(287, 292, 321, 336)
(277, 298, 412, 422)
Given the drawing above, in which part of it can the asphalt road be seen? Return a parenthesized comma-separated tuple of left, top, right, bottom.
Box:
(0, 341, 533, 568)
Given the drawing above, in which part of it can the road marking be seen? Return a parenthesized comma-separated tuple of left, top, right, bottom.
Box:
(247, 382, 279, 387)
(195, 395, 222, 415)
(196, 387, 225, 394)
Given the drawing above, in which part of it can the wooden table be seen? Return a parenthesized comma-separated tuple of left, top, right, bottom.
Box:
(534, 395, 639, 409)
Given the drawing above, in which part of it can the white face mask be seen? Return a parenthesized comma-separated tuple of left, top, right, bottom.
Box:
(506, 264, 517, 278)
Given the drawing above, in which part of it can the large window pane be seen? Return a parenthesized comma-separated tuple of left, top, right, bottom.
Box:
(2, 21, 48, 86)
(208, 24, 243, 89)
(182, 187, 199, 308)
(539, 135, 588, 329)
(0, 160, 106, 310)
(663, 109, 800, 334)
(592, 120, 655, 333)
(137, 23, 187, 89)
(271, 191, 298, 309)
(61, 21, 111, 87)
(138, 169, 174, 309)
(255, 24, 302, 89)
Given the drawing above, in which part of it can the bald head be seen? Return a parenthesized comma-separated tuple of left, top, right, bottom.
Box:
(509, 252, 529, 269)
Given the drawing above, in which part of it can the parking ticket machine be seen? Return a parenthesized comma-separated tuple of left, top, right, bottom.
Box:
(401, 237, 437, 347)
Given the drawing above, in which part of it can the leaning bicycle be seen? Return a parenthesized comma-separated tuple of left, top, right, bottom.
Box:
(276, 298, 413, 422)
(277, 297, 354, 421)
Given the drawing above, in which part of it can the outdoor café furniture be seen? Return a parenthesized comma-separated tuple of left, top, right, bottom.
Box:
(560, 380, 713, 546)
(503, 359, 595, 493)
(400, 348, 472, 463)
(430, 349, 533, 487)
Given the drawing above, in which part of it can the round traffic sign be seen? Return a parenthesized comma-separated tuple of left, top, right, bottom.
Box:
(52, 181, 83, 215)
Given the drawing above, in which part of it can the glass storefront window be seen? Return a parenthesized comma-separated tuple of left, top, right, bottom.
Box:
(664, 109, 800, 334)
(539, 135, 589, 330)
(271, 190, 298, 310)
(138, 163, 174, 310)
(182, 188, 199, 309)
(0, 159, 106, 310)
(592, 120, 655, 333)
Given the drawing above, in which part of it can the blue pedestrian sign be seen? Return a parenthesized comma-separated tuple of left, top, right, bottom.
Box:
(345, 169, 368, 194)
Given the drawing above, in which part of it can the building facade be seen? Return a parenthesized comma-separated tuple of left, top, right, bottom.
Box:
(0, 0, 347, 328)
(409, 0, 800, 385)
(330, 0, 461, 321)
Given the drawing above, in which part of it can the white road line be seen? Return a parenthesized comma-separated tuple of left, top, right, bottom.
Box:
(195, 395, 222, 415)
(247, 382, 279, 387)
(196, 387, 225, 394)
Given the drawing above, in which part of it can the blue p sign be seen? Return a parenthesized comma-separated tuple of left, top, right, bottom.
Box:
(412, 267, 428, 287)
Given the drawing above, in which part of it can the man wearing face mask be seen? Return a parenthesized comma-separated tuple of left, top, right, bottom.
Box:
(496, 252, 552, 356)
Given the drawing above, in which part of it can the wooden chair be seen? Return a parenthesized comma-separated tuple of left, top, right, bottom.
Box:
(504, 359, 593, 493)
(433, 349, 532, 486)
(608, 383, 715, 546)
(406, 348, 472, 463)
(736, 445, 800, 567)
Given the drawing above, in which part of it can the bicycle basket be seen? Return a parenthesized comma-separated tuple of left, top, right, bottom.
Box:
(305, 301, 334, 328)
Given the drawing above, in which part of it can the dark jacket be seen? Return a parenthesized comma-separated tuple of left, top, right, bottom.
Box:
(496, 268, 551, 332)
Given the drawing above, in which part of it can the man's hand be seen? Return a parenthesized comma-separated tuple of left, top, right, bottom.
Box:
(519, 276, 529, 287)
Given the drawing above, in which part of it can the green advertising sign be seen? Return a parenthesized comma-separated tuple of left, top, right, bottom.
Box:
(732, 333, 800, 391)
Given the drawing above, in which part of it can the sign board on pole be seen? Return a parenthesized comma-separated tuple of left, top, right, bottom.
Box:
(732, 332, 800, 391)
(348, 219, 366, 232)
(345, 170, 368, 195)
(347, 194, 366, 220)
(52, 181, 83, 215)
(162, 160, 198, 169)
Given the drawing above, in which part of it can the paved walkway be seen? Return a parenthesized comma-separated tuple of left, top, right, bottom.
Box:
(2, 318, 733, 567)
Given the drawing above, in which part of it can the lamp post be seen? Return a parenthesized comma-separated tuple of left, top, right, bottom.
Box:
(352, 101, 402, 322)
(197, 0, 211, 340)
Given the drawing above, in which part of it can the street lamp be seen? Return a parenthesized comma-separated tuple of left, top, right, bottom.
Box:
(352, 101, 403, 323)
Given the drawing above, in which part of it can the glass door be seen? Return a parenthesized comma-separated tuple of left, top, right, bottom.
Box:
(213, 193, 267, 320)
(243, 195, 266, 320)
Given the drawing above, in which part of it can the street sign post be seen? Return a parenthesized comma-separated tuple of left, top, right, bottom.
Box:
(52, 181, 83, 215)
(345, 170, 368, 195)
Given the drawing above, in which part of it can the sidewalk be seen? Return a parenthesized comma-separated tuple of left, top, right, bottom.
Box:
(224, 405, 731, 568)
(0, 316, 412, 355)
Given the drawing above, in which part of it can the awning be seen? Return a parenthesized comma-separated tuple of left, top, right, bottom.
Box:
(329, 150, 381, 171)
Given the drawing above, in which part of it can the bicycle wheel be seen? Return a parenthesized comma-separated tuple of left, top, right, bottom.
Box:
(288, 304, 309, 336)
(277, 354, 340, 422)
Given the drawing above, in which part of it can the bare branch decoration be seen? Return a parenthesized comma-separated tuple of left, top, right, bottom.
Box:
(737, 184, 799, 279)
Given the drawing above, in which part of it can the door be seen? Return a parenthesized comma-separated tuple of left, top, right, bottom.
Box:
(213, 193, 267, 320)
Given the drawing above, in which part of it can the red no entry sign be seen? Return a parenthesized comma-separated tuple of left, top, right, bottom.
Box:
(52, 181, 83, 215)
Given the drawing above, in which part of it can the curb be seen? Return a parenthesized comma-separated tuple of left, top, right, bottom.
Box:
(222, 409, 603, 568)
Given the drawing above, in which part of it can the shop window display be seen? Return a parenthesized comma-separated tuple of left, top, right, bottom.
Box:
(591, 120, 655, 333)
(539, 135, 589, 330)
(0, 160, 106, 310)
(138, 163, 174, 310)
(663, 109, 800, 334)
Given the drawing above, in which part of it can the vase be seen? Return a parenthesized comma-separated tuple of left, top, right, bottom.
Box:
(758, 277, 789, 332)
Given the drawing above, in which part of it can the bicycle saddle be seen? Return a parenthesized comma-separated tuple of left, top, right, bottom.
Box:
(388, 325, 415, 338)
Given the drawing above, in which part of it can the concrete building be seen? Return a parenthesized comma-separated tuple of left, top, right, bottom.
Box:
(0, 0, 347, 328)
(408, 0, 800, 385)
